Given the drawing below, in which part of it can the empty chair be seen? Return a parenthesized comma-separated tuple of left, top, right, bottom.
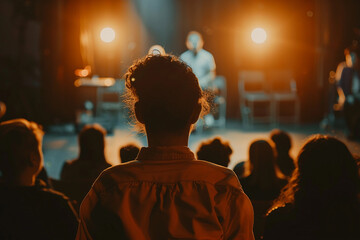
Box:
(238, 71, 274, 126)
(268, 70, 300, 124)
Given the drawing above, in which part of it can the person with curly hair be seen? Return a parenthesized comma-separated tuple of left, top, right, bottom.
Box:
(76, 55, 254, 240)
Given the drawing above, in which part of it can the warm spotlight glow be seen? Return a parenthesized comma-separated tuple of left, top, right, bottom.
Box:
(100, 27, 115, 43)
(75, 65, 91, 77)
(251, 28, 267, 44)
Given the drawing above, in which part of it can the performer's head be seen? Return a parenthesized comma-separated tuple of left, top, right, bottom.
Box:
(125, 55, 208, 135)
(148, 44, 166, 56)
(186, 31, 204, 54)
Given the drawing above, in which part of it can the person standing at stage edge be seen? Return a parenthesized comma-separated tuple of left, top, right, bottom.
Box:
(180, 31, 217, 127)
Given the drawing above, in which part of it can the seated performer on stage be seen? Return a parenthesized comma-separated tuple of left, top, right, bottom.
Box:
(180, 31, 217, 128)
(180, 31, 216, 90)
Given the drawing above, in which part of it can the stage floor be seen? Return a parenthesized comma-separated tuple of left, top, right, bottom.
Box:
(43, 120, 360, 179)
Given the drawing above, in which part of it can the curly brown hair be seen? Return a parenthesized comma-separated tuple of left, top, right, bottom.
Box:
(124, 54, 209, 132)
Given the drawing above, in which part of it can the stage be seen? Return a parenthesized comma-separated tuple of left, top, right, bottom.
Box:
(43, 119, 360, 180)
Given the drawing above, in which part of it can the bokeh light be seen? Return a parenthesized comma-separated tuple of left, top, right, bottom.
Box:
(100, 27, 115, 43)
(251, 28, 267, 44)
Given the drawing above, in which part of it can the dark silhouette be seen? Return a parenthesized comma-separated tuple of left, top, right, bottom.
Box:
(233, 161, 246, 179)
(335, 49, 360, 139)
(76, 55, 254, 239)
(196, 137, 232, 167)
(270, 129, 296, 178)
(264, 135, 360, 240)
(59, 124, 111, 207)
(0, 119, 79, 240)
(119, 143, 140, 163)
(240, 139, 288, 240)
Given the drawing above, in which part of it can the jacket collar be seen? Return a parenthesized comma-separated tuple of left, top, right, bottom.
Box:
(137, 146, 195, 161)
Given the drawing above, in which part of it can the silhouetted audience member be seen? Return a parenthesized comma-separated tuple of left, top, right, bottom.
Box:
(119, 143, 140, 163)
(60, 124, 111, 206)
(240, 139, 287, 240)
(196, 137, 232, 167)
(0, 119, 79, 240)
(76, 55, 254, 239)
(233, 161, 246, 179)
(270, 129, 296, 178)
(264, 135, 360, 240)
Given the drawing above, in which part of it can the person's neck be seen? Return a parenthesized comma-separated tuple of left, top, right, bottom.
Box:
(146, 127, 191, 147)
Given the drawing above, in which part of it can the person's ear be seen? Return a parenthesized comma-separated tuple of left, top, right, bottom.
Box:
(134, 101, 145, 124)
(190, 103, 202, 124)
(29, 150, 43, 174)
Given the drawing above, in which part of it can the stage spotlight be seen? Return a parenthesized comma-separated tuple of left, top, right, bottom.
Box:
(251, 28, 267, 44)
(100, 27, 115, 43)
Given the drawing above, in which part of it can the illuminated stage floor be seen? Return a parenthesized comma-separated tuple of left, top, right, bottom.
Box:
(43, 120, 360, 180)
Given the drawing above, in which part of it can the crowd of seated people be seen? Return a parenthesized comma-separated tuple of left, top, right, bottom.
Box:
(0, 54, 359, 240)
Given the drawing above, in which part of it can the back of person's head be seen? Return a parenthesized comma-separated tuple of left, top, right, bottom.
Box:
(196, 137, 232, 167)
(120, 143, 140, 163)
(125, 55, 208, 132)
(0, 119, 44, 179)
(274, 135, 359, 208)
(78, 124, 107, 163)
(247, 139, 281, 186)
(271, 135, 360, 237)
(296, 135, 358, 200)
(270, 129, 292, 154)
(233, 161, 245, 178)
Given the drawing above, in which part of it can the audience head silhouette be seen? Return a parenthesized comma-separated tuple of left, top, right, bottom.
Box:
(78, 124, 107, 163)
(248, 140, 279, 181)
(270, 129, 295, 177)
(196, 137, 232, 167)
(273, 135, 359, 208)
(297, 135, 358, 199)
(125, 55, 208, 139)
(266, 135, 360, 239)
(120, 143, 140, 163)
(270, 129, 292, 154)
(0, 118, 44, 186)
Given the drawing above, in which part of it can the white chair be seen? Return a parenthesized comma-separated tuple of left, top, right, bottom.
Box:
(96, 79, 125, 115)
(268, 70, 300, 124)
(95, 79, 126, 131)
(238, 71, 274, 126)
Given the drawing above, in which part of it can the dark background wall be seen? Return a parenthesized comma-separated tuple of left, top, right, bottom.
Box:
(0, 0, 359, 125)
